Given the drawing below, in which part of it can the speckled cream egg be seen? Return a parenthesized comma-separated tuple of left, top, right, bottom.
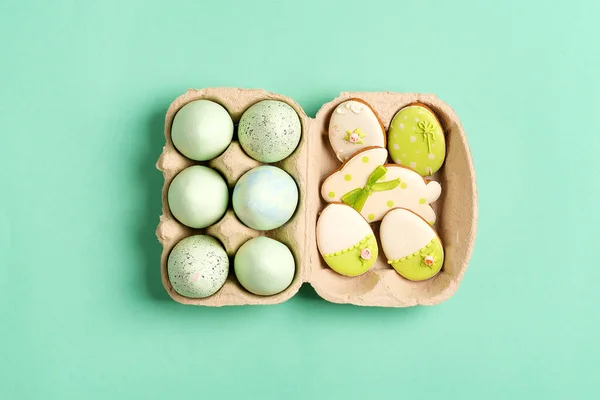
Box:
(232, 165, 298, 230)
(168, 166, 229, 229)
(316, 203, 378, 277)
(234, 236, 295, 296)
(168, 235, 229, 298)
(171, 99, 234, 161)
(237, 100, 301, 162)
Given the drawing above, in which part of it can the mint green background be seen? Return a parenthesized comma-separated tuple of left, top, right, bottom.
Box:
(1, 0, 598, 398)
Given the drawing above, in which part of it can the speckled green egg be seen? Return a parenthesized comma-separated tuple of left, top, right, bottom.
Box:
(168, 235, 229, 298)
(238, 100, 301, 163)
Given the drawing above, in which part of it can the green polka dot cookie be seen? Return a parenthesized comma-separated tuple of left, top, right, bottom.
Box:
(387, 103, 446, 176)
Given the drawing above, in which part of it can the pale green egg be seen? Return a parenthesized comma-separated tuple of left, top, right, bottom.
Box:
(171, 100, 234, 161)
(234, 236, 295, 296)
(168, 235, 229, 298)
(168, 166, 228, 229)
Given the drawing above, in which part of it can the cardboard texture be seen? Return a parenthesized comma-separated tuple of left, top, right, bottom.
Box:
(156, 88, 478, 307)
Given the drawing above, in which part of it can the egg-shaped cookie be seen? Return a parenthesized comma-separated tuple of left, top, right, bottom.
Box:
(388, 103, 446, 176)
(380, 208, 444, 281)
(316, 203, 378, 277)
(328, 99, 385, 162)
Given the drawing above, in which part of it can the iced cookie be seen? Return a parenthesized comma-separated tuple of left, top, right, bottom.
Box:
(321, 147, 441, 224)
(316, 203, 378, 277)
(388, 103, 446, 176)
(328, 99, 386, 162)
(380, 208, 444, 281)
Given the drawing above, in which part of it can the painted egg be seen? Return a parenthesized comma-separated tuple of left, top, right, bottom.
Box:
(232, 165, 298, 230)
(171, 100, 234, 161)
(168, 235, 229, 298)
(234, 236, 295, 296)
(238, 100, 302, 163)
(387, 103, 446, 176)
(380, 208, 444, 281)
(316, 203, 378, 277)
(328, 99, 386, 162)
(168, 166, 229, 229)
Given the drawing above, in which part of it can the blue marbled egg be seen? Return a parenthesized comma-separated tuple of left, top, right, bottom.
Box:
(232, 166, 298, 230)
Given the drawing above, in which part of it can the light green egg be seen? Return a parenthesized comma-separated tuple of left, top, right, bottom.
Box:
(168, 166, 229, 229)
(168, 235, 229, 298)
(171, 100, 234, 161)
(238, 100, 301, 163)
(387, 104, 446, 176)
(234, 236, 295, 296)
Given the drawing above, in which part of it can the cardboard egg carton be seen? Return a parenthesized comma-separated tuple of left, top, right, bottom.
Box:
(156, 88, 478, 307)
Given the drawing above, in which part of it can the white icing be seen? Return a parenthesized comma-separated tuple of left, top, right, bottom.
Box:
(316, 203, 373, 255)
(328, 100, 385, 162)
(321, 148, 441, 223)
(350, 102, 364, 113)
(380, 208, 436, 260)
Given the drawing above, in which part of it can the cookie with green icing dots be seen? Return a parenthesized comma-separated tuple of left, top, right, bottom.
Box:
(320, 147, 442, 224)
(388, 103, 446, 176)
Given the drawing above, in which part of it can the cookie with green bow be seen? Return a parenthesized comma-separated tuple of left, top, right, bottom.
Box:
(388, 103, 446, 176)
(320, 147, 442, 224)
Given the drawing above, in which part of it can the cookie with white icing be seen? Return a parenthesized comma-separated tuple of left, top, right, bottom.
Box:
(316, 203, 378, 277)
(328, 99, 386, 162)
(380, 208, 444, 281)
(321, 147, 441, 224)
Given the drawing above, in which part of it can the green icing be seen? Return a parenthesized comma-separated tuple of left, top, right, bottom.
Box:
(388, 237, 444, 281)
(341, 165, 400, 212)
(387, 105, 446, 176)
(323, 234, 378, 277)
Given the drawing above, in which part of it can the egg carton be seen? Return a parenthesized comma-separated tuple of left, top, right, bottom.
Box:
(156, 88, 478, 307)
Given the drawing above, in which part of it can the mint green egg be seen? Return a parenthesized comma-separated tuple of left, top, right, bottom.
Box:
(168, 166, 228, 229)
(171, 100, 234, 161)
(234, 236, 295, 296)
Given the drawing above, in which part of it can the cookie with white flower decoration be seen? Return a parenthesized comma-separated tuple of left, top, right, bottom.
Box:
(316, 203, 378, 277)
(380, 208, 444, 281)
(321, 147, 442, 224)
(328, 99, 386, 162)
